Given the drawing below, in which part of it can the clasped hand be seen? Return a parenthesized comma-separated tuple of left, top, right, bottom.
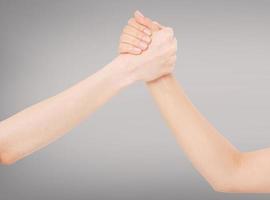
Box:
(117, 10, 177, 82)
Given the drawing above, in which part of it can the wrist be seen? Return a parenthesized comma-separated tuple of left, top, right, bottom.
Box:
(103, 55, 138, 89)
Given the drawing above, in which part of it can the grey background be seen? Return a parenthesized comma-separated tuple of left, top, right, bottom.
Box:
(0, 0, 269, 199)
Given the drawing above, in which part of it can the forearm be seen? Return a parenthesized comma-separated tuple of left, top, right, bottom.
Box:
(147, 75, 242, 191)
(0, 56, 134, 164)
(122, 11, 270, 192)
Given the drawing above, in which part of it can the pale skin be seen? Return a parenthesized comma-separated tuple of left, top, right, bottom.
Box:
(0, 21, 176, 165)
(120, 11, 270, 193)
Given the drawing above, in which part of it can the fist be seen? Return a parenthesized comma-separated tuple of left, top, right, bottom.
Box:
(119, 17, 152, 55)
(118, 11, 177, 82)
(121, 27, 177, 82)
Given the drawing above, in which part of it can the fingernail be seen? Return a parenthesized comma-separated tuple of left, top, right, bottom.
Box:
(143, 28, 151, 36)
(135, 10, 144, 17)
(133, 47, 142, 53)
(139, 41, 147, 50)
(143, 35, 151, 43)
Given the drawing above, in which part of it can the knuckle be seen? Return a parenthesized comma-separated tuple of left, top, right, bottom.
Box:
(121, 35, 129, 43)
(132, 37, 139, 45)
(128, 18, 135, 24)
(135, 31, 140, 37)
(120, 34, 125, 41)
(119, 42, 124, 48)
(118, 45, 124, 52)
(167, 27, 174, 34)
(165, 27, 174, 37)
(123, 26, 130, 34)
(129, 44, 134, 50)
(138, 24, 145, 31)
(135, 30, 142, 37)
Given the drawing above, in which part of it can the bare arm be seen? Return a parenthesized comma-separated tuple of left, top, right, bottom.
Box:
(0, 56, 135, 164)
(125, 11, 270, 193)
(0, 16, 176, 165)
(147, 75, 270, 193)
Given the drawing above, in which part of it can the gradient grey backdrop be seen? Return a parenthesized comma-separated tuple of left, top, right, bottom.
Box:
(0, 0, 270, 199)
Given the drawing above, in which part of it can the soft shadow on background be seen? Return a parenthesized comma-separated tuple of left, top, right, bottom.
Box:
(0, 0, 270, 199)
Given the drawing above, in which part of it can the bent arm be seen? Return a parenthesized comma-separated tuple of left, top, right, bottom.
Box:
(0, 56, 134, 165)
(147, 74, 270, 193)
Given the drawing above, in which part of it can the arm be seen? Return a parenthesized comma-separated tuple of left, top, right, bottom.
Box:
(0, 15, 176, 165)
(0, 56, 134, 165)
(126, 11, 270, 193)
(147, 75, 270, 193)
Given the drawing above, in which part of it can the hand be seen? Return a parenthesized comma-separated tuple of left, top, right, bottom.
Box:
(119, 11, 162, 55)
(118, 14, 152, 55)
(118, 11, 177, 82)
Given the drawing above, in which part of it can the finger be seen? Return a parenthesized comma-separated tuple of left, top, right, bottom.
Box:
(152, 21, 164, 29)
(163, 27, 174, 38)
(119, 42, 142, 55)
(134, 10, 160, 31)
(123, 25, 151, 43)
(120, 34, 149, 50)
(128, 18, 152, 35)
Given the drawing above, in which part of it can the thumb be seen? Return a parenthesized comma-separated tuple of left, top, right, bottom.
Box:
(134, 10, 160, 32)
(152, 21, 164, 29)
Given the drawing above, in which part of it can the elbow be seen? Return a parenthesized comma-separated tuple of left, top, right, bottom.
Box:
(0, 140, 20, 165)
(209, 152, 245, 193)
(209, 175, 243, 193)
(210, 174, 249, 193)
(210, 181, 240, 193)
(211, 181, 247, 193)
(0, 151, 18, 165)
